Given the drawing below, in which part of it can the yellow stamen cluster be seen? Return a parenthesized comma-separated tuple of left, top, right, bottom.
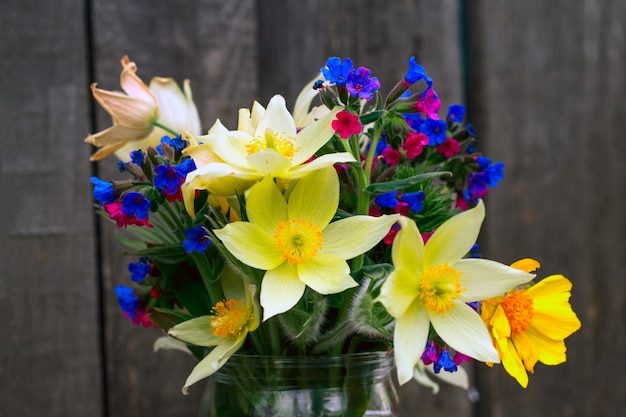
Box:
(500, 290, 534, 335)
(210, 299, 251, 339)
(418, 263, 465, 316)
(245, 128, 298, 159)
(274, 218, 323, 265)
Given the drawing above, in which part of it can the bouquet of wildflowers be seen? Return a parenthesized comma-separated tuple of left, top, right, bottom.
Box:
(88, 55, 580, 405)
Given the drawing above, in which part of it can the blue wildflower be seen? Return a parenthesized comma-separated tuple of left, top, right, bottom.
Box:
(313, 80, 324, 90)
(130, 149, 145, 165)
(346, 67, 380, 101)
(156, 135, 187, 155)
(175, 158, 197, 177)
(420, 340, 439, 365)
(402, 191, 426, 212)
(375, 191, 399, 209)
(91, 177, 115, 206)
(466, 123, 476, 137)
(418, 118, 448, 145)
(405, 56, 432, 87)
(477, 157, 505, 187)
(128, 258, 151, 283)
(321, 57, 353, 86)
(403, 113, 424, 132)
(447, 104, 466, 123)
(433, 348, 457, 373)
(154, 164, 185, 196)
(183, 225, 212, 253)
(115, 285, 139, 319)
(117, 161, 126, 172)
(121, 192, 151, 220)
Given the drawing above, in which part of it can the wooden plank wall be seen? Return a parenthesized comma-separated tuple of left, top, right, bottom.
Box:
(1, 1, 624, 416)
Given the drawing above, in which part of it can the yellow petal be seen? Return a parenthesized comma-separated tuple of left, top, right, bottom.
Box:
(297, 253, 356, 294)
(246, 175, 288, 234)
(260, 262, 306, 320)
(393, 302, 430, 385)
(288, 167, 338, 228)
(247, 149, 293, 177)
(322, 214, 399, 259)
(287, 152, 356, 179)
(523, 327, 568, 365)
(254, 95, 297, 137)
(168, 316, 223, 347)
(499, 337, 529, 388)
(378, 268, 420, 318)
(424, 200, 484, 269)
(214, 222, 284, 270)
(510, 258, 541, 273)
(292, 107, 342, 165)
(392, 216, 424, 273)
(455, 258, 535, 301)
(182, 337, 245, 394)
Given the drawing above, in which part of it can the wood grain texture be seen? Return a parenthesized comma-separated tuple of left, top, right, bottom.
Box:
(90, 1, 258, 416)
(0, 1, 103, 416)
(467, 1, 626, 416)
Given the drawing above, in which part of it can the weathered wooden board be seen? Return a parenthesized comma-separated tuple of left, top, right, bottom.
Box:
(0, 1, 103, 416)
(467, 1, 626, 416)
(90, 1, 258, 416)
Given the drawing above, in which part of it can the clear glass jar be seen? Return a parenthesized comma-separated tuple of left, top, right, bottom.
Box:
(200, 351, 399, 417)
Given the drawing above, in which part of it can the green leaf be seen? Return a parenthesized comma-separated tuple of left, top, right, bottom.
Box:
(155, 260, 213, 317)
(124, 243, 187, 263)
(364, 171, 451, 194)
(359, 110, 386, 125)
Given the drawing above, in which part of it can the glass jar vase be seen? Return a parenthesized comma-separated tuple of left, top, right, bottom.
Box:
(200, 351, 398, 417)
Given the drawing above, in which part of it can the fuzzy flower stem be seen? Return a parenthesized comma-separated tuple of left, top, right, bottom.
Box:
(189, 252, 224, 304)
(153, 120, 180, 136)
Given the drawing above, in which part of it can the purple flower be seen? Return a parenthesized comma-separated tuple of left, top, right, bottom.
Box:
(346, 67, 380, 101)
(154, 164, 185, 196)
(115, 285, 139, 319)
(418, 118, 448, 145)
(420, 340, 439, 365)
(183, 225, 212, 253)
(128, 258, 151, 283)
(447, 104, 466, 123)
(121, 192, 151, 220)
(405, 56, 432, 87)
(375, 191, 399, 209)
(402, 191, 426, 213)
(433, 348, 457, 373)
(91, 177, 115, 206)
(321, 57, 354, 86)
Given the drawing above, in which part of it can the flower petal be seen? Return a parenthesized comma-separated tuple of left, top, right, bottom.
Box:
(455, 258, 535, 301)
(424, 200, 485, 269)
(292, 107, 342, 165)
(91, 84, 156, 128)
(168, 316, 223, 347)
(260, 262, 306, 320)
(429, 302, 499, 363)
(182, 337, 245, 394)
(254, 95, 297, 137)
(394, 302, 430, 385)
(246, 175, 288, 234)
(287, 152, 356, 178)
(214, 222, 284, 270)
(118, 56, 156, 104)
(378, 268, 420, 318)
(392, 216, 424, 272)
(499, 336, 529, 388)
(322, 214, 399, 259)
(297, 253, 356, 295)
(288, 167, 338, 228)
(203, 130, 254, 169)
(247, 149, 293, 177)
(150, 77, 201, 135)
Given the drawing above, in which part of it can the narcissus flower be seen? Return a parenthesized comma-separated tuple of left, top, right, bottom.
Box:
(214, 167, 399, 320)
(377, 201, 535, 385)
(85, 55, 201, 161)
(184, 95, 355, 193)
(168, 267, 260, 394)
(480, 259, 581, 388)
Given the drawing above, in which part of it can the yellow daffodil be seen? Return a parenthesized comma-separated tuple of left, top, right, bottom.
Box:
(480, 259, 581, 387)
(168, 267, 260, 394)
(184, 95, 355, 192)
(377, 201, 536, 385)
(85, 55, 201, 161)
(214, 167, 399, 320)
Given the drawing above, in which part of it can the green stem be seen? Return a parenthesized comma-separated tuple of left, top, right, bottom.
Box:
(153, 120, 180, 136)
(190, 252, 223, 304)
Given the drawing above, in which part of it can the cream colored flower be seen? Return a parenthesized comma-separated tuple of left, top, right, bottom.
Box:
(85, 56, 201, 161)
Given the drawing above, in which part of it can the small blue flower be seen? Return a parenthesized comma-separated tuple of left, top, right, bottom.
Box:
(401, 191, 426, 212)
(154, 164, 185, 196)
(466, 123, 477, 137)
(91, 177, 115, 206)
(115, 285, 139, 319)
(346, 67, 380, 101)
(121, 192, 151, 220)
(130, 149, 145, 165)
(183, 225, 212, 253)
(433, 348, 457, 373)
(156, 135, 187, 155)
(313, 80, 324, 90)
(375, 191, 399, 209)
(321, 57, 353, 86)
(128, 258, 151, 283)
(419, 118, 448, 145)
(175, 158, 197, 177)
(117, 161, 126, 172)
(447, 104, 466, 123)
(405, 56, 432, 87)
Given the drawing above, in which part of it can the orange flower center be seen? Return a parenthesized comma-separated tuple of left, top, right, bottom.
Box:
(419, 263, 465, 316)
(500, 290, 534, 335)
(210, 299, 251, 339)
(274, 218, 323, 265)
(245, 128, 298, 159)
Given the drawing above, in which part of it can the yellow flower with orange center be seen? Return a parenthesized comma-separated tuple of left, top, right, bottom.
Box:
(480, 259, 582, 388)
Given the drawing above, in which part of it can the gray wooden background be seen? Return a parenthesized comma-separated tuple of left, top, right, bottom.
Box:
(1, 1, 624, 416)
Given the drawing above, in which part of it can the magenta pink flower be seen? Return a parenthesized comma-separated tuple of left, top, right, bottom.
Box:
(104, 201, 153, 228)
(416, 88, 441, 119)
(436, 138, 460, 158)
(382, 146, 402, 167)
(332, 110, 362, 139)
(402, 132, 430, 159)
